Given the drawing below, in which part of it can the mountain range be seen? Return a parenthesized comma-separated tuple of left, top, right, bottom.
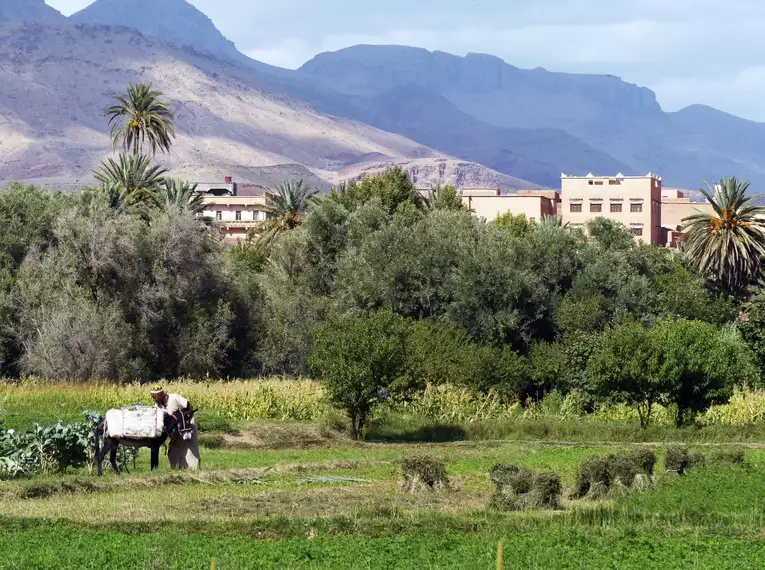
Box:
(2, 0, 765, 192)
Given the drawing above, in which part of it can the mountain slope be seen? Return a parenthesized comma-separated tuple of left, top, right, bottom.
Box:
(0, 0, 66, 22)
(70, 0, 286, 75)
(0, 21, 530, 190)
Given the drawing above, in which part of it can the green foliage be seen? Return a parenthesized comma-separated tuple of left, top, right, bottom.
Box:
(0, 411, 95, 479)
(105, 82, 175, 156)
(309, 310, 409, 439)
(586, 217, 635, 251)
(252, 179, 318, 254)
(92, 153, 168, 204)
(329, 167, 422, 214)
(424, 184, 466, 212)
(682, 177, 765, 294)
(492, 212, 535, 237)
(152, 178, 205, 215)
(588, 322, 663, 428)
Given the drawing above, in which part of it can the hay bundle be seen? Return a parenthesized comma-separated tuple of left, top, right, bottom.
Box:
(665, 445, 705, 475)
(710, 446, 746, 467)
(489, 463, 562, 511)
(400, 456, 451, 493)
(573, 448, 657, 500)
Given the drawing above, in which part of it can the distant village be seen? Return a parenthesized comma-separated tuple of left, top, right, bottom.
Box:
(198, 172, 712, 247)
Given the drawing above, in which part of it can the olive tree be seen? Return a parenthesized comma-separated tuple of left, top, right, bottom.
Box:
(309, 310, 409, 439)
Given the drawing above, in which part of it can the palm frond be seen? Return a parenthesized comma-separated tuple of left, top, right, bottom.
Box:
(682, 176, 765, 294)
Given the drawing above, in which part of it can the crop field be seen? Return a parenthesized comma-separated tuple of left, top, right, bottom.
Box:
(3, 381, 765, 569)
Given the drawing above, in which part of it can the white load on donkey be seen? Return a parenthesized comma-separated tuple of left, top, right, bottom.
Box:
(94, 391, 200, 475)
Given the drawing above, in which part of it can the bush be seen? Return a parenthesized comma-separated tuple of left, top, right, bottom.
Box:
(198, 434, 226, 449)
(489, 463, 562, 511)
(400, 456, 451, 493)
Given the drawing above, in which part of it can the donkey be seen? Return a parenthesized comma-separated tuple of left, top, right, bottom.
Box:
(94, 407, 196, 476)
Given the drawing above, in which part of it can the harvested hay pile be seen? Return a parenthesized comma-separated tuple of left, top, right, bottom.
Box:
(488, 464, 562, 511)
(400, 456, 451, 493)
(665, 445, 706, 475)
(573, 448, 656, 500)
(710, 446, 746, 468)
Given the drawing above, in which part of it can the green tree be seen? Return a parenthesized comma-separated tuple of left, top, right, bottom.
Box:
(656, 319, 758, 427)
(682, 177, 765, 295)
(588, 322, 663, 429)
(254, 180, 318, 253)
(330, 167, 422, 214)
(424, 184, 466, 212)
(586, 217, 635, 252)
(152, 178, 205, 215)
(309, 310, 409, 439)
(105, 82, 176, 156)
(493, 212, 536, 237)
(92, 153, 167, 206)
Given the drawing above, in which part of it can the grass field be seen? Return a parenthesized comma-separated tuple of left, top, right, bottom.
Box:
(3, 382, 765, 568)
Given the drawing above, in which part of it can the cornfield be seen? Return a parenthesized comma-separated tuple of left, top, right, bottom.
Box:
(0, 378, 329, 422)
(3, 379, 765, 427)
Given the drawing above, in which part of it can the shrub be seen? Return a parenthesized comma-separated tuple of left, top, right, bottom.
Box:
(400, 456, 451, 493)
(489, 463, 562, 511)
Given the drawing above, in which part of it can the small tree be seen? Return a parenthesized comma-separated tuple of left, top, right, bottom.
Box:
(588, 322, 663, 429)
(309, 310, 408, 439)
(657, 320, 759, 426)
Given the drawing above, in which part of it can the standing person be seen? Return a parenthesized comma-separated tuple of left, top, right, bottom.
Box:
(150, 387, 201, 470)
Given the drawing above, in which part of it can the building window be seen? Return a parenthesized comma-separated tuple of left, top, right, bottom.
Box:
(235, 211, 242, 221)
(215, 211, 222, 221)
(610, 203, 622, 213)
(570, 203, 582, 213)
(630, 203, 643, 213)
(608, 179, 621, 185)
(594, 181, 604, 185)
(529, 217, 536, 223)
(631, 227, 643, 237)
(590, 202, 602, 213)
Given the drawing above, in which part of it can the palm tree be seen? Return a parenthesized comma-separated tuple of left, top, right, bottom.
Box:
(105, 83, 176, 156)
(682, 177, 765, 294)
(93, 153, 167, 205)
(152, 178, 205, 216)
(254, 179, 318, 252)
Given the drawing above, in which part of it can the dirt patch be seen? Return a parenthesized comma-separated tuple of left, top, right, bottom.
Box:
(220, 422, 354, 450)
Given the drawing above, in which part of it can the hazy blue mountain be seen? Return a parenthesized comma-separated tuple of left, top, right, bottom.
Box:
(21, 4, 765, 189)
(298, 45, 765, 189)
(0, 0, 66, 22)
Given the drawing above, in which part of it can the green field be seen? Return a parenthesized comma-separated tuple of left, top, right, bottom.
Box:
(2, 409, 765, 569)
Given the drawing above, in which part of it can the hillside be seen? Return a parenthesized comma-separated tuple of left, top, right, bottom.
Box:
(0, 21, 529, 190)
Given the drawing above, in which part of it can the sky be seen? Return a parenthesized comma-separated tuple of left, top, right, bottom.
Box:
(47, 0, 765, 121)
